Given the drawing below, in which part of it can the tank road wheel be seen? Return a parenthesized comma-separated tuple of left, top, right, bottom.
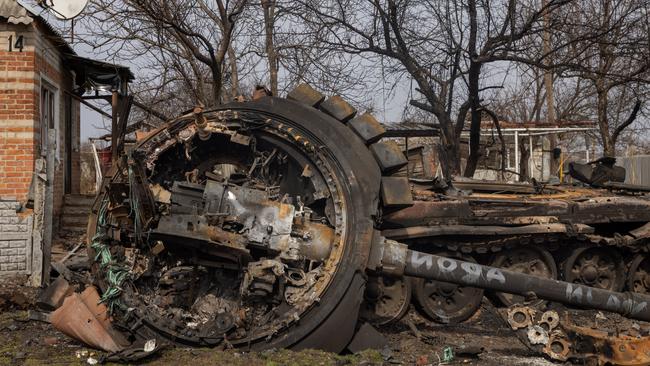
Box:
(360, 275, 412, 325)
(628, 255, 650, 294)
(562, 246, 626, 291)
(85, 84, 416, 353)
(412, 252, 484, 324)
(490, 246, 557, 306)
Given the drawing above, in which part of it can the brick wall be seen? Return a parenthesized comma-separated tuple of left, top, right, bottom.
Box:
(0, 18, 81, 280)
(0, 200, 30, 276)
(0, 21, 81, 215)
(0, 27, 38, 201)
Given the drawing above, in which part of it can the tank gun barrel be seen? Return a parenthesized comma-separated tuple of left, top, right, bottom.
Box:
(378, 239, 650, 321)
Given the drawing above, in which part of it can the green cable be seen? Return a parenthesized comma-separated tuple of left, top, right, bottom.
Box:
(91, 194, 130, 313)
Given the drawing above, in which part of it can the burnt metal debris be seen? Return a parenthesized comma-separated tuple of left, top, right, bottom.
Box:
(503, 306, 650, 365)
(42, 83, 650, 365)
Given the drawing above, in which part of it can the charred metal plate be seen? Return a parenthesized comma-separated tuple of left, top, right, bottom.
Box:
(370, 141, 408, 173)
(380, 177, 413, 208)
(286, 83, 325, 107)
(170, 181, 205, 214)
(202, 180, 295, 247)
(348, 113, 385, 144)
(152, 214, 252, 263)
(319, 96, 357, 122)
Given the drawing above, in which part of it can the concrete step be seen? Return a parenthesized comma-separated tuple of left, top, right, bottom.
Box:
(58, 227, 87, 235)
(62, 206, 92, 216)
(61, 215, 89, 228)
(63, 195, 96, 207)
(58, 195, 94, 237)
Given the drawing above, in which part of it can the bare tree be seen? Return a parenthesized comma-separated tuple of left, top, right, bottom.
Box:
(76, 0, 647, 165)
(558, 0, 649, 157)
(294, 0, 570, 178)
(79, 0, 248, 108)
(261, 0, 279, 95)
(504, 0, 650, 157)
(488, 63, 595, 180)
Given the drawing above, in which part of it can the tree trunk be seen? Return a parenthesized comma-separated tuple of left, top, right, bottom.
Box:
(463, 62, 482, 178)
(463, 0, 481, 178)
(227, 45, 239, 100)
(437, 139, 461, 180)
(262, 0, 278, 95)
(542, 0, 559, 177)
(596, 88, 615, 157)
(439, 118, 462, 178)
(211, 63, 223, 105)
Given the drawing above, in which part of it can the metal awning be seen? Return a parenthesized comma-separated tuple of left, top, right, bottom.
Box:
(64, 54, 135, 94)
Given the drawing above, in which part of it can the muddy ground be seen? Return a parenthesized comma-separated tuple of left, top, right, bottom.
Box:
(2, 276, 612, 366)
(0, 304, 556, 365)
(0, 234, 636, 365)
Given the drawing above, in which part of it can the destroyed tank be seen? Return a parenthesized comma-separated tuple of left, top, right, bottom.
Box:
(87, 84, 650, 361)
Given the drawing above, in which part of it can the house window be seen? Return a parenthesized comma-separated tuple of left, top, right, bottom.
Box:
(40, 81, 57, 157)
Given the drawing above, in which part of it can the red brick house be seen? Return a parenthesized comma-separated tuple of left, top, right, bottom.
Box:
(0, 1, 82, 281)
(0, 1, 134, 283)
(0, 1, 81, 209)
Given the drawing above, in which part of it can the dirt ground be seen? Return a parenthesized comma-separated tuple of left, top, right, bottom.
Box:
(0, 277, 569, 366)
(0, 233, 638, 365)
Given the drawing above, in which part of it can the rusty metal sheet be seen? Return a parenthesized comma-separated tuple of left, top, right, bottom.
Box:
(382, 223, 594, 240)
(384, 193, 650, 227)
(383, 200, 471, 226)
(50, 287, 127, 352)
(561, 322, 650, 365)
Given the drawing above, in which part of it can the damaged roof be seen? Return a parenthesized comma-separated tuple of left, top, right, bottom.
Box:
(0, 1, 76, 55)
(0, 0, 33, 24)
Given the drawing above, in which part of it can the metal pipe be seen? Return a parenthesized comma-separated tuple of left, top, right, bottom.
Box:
(64, 90, 112, 119)
(382, 243, 650, 322)
(461, 128, 596, 137)
(529, 134, 534, 179)
(471, 127, 596, 132)
(514, 131, 519, 175)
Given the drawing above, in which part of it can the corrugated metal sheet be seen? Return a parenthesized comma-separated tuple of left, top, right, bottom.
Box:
(0, 1, 76, 55)
(617, 155, 650, 185)
(0, 0, 33, 24)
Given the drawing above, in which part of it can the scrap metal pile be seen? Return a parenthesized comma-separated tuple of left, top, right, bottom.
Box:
(44, 84, 650, 365)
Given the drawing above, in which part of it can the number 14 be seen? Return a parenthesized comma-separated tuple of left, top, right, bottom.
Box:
(8, 35, 24, 52)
